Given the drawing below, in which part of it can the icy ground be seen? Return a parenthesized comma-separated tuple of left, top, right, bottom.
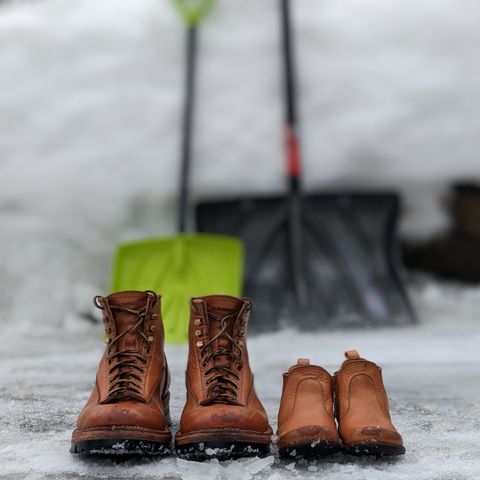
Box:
(1, 280, 479, 480)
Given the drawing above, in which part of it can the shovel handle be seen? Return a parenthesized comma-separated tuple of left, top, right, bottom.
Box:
(173, 0, 215, 233)
(280, 0, 302, 191)
(177, 25, 197, 233)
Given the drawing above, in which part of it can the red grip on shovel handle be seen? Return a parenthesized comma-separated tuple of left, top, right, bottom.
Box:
(285, 125, 301, 179)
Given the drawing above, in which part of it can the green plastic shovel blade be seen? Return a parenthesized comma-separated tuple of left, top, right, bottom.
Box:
(111, 233, 244, 343)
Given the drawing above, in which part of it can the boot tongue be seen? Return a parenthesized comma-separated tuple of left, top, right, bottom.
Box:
(203, 296, 244, 366)
(107, 291, 149, 351)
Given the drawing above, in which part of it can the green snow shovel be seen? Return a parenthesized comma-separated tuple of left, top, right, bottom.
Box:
(111, 0, 244, 343)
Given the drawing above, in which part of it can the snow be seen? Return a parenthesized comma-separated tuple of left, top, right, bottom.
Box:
(1, 0, 480, 478)
(1, 281, 480, 479)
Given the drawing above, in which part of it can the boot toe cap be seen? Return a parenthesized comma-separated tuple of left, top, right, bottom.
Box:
(77, 401, 169, 432)
(180, 405, 271, 434)
(278, 425, 340, 451)
(341, 425, 403, 447)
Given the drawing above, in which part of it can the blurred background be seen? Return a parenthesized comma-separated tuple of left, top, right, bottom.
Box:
(1, 0, 480, 477)
(1, 0, 480, 336)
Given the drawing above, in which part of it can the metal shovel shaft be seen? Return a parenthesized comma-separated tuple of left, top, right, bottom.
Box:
(178, 25, 198, 233)
(281, 0, 308, 306)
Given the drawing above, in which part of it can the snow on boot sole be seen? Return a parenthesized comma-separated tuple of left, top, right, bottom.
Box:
(71, 438, 172, 456)
(176, 441, 271, 461)
(175, 428, 272, 460)
(71, 426, 172, 456)
(278, 440, 341, 459)
(344, 441, 406, 457)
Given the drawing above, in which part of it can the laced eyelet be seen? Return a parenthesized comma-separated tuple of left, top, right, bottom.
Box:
(99, 297, 156, 400)
(194, 307, 246, 406)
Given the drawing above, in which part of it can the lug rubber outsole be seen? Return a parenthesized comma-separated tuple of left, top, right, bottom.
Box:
(70, 438, 172, 456)
(71, 426, 172, 456)
(279, 440, 341, 459)
(176, 440, 271, 461)
(175, 428, 272, 460)
(344, 441, 406, 457)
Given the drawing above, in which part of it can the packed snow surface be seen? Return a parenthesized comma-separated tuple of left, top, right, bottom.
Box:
(1, 281, 480, 479)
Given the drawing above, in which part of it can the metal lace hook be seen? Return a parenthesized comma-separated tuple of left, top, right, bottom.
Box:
(93, 295, 105, 309)
(144, 291, 157, 307)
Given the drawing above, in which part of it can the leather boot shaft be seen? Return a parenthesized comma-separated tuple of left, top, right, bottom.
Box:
(93, 291, 169, 405)
(185, 295, 252, 407)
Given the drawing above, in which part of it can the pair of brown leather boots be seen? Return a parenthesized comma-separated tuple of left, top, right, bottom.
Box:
(70, 291, 404, 460)
(71, 291, 271, 459)
(277, 354, 405, 458)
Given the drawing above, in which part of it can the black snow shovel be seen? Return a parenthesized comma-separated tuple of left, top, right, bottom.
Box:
(195, 0, 416, 332)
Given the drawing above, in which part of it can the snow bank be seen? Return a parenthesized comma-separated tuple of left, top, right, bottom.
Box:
(1, 0, 480, 331)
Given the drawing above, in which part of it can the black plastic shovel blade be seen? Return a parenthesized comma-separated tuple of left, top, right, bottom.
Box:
(196, 191, 416, 332)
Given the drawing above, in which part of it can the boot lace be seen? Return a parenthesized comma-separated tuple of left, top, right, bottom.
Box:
(199, 310, 243, 406)
(94, 291, 156, 403)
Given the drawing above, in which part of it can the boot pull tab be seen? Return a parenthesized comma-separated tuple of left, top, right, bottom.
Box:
(345, 350, 360, 360)
(297, 358, 310, 366)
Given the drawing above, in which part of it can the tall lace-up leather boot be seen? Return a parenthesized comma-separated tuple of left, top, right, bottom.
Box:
(175, 295, 272, 460)
(277, 359, 340, 458)
(334, 350, 405, 457)
(70, 291, 172, 455)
